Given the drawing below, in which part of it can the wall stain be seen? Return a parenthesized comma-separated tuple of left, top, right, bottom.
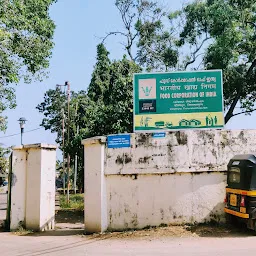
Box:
(11, 173, 17, 187)
(124, 154, 132, 164)
(160, 208, 164, 220)
(238, 131, 247, 144)
(124, 204, 130, 213)
(138, 156, 151, 164)
(115, 153, 132, 165)
(131, 213, 138, 227)
(136, 133, 150, 146)
(109, 209, 112, 225)
(175, 132, 188, 145)
(115, 155, 123, 165)
(211, 149, 217, 158)
(115, 171, 226, 179)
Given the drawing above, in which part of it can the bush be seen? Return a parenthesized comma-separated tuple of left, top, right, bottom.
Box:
(60, 194, 84, 211)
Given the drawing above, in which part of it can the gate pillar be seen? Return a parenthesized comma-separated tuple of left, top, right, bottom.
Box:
(9, 143, 57, 231)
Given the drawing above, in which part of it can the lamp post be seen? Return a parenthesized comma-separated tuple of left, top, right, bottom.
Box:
(18, 117, 27, 145)
(56, 81, 70, 203)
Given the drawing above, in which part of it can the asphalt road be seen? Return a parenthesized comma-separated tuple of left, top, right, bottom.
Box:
(1, 232, 256, 256)
(0, 192, 7, 223)
(1, 196, 256, 256)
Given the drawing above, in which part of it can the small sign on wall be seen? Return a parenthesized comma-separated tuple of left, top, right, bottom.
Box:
(107, 134, 131, 148)
(152, 132, 166, 138)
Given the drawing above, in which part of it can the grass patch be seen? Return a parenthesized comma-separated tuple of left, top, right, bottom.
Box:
(11, 221, 34, 236)
(60, 194, 84, 211)
(13, 226, 34, 236)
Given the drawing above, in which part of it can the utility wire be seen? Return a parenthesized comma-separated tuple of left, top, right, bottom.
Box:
(0, 127, 43, 139)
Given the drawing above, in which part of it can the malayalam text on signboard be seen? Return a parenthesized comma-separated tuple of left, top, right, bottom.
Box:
(133, 70, 224, 132)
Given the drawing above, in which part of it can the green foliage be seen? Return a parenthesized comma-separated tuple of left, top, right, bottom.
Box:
(87, 53, 141, 137)
(178, 0, 256, 122)
(87, 44, 111, 101)
(0, 0, 56, 130)
(37, 44, 141, 188)
(113, 0, 256, 123)
(0, 146, 10, 175)
(36, 89, 67, 144)
(60, 194, 84, 211)
(37, 89, 89, 190)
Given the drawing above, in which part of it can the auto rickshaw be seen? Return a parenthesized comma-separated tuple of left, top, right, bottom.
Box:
(224, 154, 256, 231)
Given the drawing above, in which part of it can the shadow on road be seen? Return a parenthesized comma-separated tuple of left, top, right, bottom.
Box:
(20, 210, 84, 237)
(25, 229, 85, 237)
(186, 223, 256, 238)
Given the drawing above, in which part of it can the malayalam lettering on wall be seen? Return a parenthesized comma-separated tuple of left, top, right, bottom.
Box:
(133, 70, 224, 132)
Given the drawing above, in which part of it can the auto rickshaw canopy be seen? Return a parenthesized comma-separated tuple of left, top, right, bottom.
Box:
(227, 154, 256, 190)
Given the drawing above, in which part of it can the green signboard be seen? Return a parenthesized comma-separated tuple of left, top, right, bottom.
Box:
(133, 70, 224, 132)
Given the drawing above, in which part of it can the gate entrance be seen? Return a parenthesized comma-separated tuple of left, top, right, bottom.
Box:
(54, 191, 84, 234)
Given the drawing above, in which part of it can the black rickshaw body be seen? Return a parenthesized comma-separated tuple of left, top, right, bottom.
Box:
(224, 154, 256, 231)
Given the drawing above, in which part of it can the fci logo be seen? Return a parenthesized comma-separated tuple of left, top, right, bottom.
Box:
(142, 86, 152, 97)
(139, 79, 156, 99)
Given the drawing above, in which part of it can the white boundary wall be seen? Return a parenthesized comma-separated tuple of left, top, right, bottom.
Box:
(82, 130, 256, 233)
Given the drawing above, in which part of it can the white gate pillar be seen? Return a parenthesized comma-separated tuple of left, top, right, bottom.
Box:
(82, 136, 107, 234)
(10, 143, 57, 231)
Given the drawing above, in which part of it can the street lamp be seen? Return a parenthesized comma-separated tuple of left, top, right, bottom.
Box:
(18, 117, 27, 145)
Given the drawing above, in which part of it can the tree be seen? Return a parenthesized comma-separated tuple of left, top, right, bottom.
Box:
(36, 88, 67, 145)
(0, 0, 56, 130)
(177, 0, 256, 123)
(37, 44, 141, 188)
(87, 56, 141, 137)
(109, 0, 256, 124)
(37, 89, 90, 191)
(103, 0, 166, 62)
(87, 44, 111, 102)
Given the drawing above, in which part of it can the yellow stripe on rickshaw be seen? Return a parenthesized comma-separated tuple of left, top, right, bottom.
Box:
(226, 188, 256, 196)
(224, 208, 249, 218)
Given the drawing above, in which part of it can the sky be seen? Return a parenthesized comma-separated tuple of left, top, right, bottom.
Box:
(0, 0, 256, 157)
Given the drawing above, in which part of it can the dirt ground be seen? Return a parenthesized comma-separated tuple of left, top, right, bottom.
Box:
(1, 209, 254, 238)
(55, 209, 84, 224)
(54, 210, 255, 240)
(88, 224, 255, 241)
